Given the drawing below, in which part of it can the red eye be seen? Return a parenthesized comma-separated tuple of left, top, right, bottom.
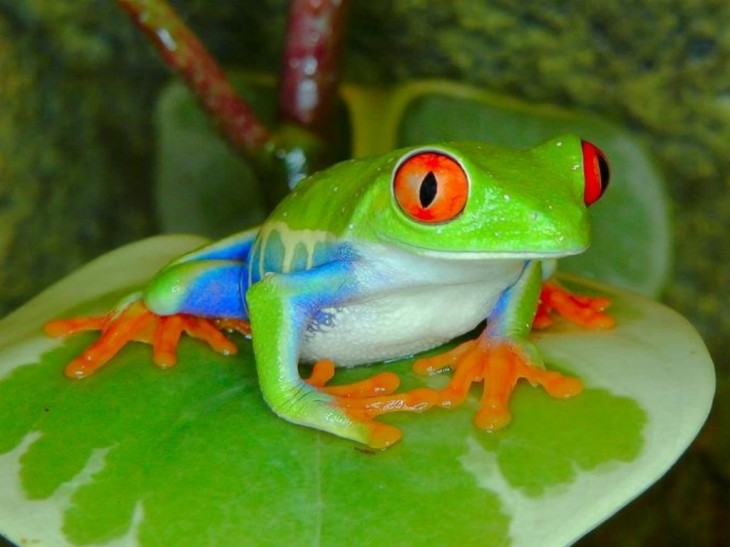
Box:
(393, 150, 469, 223)
(582, 140, 610, 206)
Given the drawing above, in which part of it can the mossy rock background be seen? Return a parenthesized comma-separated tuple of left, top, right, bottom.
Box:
(0, 1, 728, 545)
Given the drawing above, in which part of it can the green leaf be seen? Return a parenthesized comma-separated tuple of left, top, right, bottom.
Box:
(155, 77, 270, 238)
(0, 236, 713, 546)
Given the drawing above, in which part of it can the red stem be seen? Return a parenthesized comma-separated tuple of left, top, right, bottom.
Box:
(278, 0, 351, 140)
(117, 0, 272, 156)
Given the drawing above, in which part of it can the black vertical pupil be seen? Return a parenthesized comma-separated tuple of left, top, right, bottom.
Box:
(419, 171, 438, 208)
(597, 155, 610, 190)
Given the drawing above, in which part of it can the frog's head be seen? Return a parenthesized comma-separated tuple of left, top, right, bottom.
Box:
(362, 135, 609, 259)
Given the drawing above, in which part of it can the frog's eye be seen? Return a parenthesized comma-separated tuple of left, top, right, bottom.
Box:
(582, 140, 610, 206)
(392, 150, 469, 223)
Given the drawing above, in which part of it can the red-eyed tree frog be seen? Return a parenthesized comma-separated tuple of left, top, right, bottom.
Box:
(46, 135, 613, 449)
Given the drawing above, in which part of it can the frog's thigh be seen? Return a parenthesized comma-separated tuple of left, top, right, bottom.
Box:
(144, 260, 247, 318)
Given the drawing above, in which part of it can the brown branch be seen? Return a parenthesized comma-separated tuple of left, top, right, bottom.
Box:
(117, 0, 272, 156)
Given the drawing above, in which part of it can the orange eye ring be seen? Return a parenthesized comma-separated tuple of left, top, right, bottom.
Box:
(392, 150, 469, 224)
(581, 140, 610, 206)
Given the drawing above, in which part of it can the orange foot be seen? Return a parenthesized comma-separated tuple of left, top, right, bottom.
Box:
(44, 301, 250, 379)
(414, 337, 583, 431)
(534, 281, 614, 330)
(305, 360, 443, 448)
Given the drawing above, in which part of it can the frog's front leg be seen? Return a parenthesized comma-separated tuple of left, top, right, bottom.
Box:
(414, 260, 583, 431)
(247, 263, 438, 448)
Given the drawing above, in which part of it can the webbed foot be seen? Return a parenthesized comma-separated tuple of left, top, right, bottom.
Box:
(45, 300, 248, 378)
(301, 359, 442, 448)
(414, 337, 583, 431)
(534, 281, 614, 330)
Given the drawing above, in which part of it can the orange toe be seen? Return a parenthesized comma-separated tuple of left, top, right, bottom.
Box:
(49, 300, 242, 378)
(303, 359, 446, 447)
(414, 336, 583, 432)
(537, 281, 614, 330)
(306, 360, 401, 398)
(44, 315, 108, 337)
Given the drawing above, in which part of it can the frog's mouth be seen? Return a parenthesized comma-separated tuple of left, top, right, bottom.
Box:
(385, 239, 588, 261)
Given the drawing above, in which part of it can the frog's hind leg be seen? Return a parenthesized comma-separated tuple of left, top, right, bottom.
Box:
(138, 259, 252, 363)
(143, 260, 249, 319)
(47, 257, 251, 378)
(165, 227, 258, 264)
(305, 360, 401, 398)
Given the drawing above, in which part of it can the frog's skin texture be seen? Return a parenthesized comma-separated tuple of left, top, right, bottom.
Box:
(46, 136, 612, 448)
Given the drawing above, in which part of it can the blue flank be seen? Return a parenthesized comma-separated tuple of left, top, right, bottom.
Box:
(232, 227, 362, 330)
(261, 230, 286, 277)
(146, 226, 361, 328)
(290, 242, 310, 271)
(247, 231, 349, 285)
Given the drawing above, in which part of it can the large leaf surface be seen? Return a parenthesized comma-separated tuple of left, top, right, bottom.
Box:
(0, 236, 714, 546)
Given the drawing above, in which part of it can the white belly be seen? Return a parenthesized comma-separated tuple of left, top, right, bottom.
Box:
(299, 244, 526, 366)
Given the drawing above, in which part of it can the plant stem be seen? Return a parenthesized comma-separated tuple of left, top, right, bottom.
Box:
(117, 0, 272, 156)
(278, 0, 351, 141)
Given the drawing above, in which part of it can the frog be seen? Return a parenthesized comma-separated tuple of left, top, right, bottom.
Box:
(45, 135, 613, 449)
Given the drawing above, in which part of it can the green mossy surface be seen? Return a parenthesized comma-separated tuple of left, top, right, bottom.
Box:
(0, 1, 728, 544)
(0, 1, 162, 313)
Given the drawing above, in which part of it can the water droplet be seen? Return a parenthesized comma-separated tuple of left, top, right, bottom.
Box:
(156, 29, 176, 51)
(302, 57, 318, 76)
